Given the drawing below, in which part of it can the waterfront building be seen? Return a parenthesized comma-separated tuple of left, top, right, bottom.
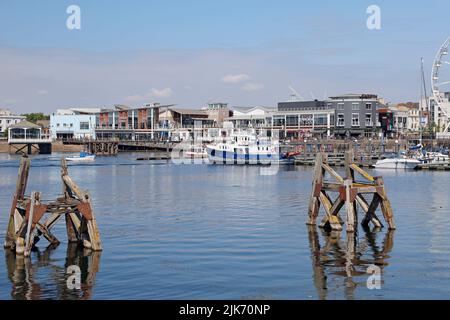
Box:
(227, 106, 275, 129)
(407, 107, 421, 132)
(377, 106, 394, 137)
(0, 109, 26, 134)
(36, 119, 51, 136)
(159, 107, 211, 129)
(325, 94, 381, 138)
(428, 92, 450, 134)
(50, 108, 99, 140)
(8, 120, 52, 154)
(273, 100, 333, 139)
(391, 102, 421, 135)
(205, 102, 232, 125)
(226, 101, 334, 139)
(95, 104, 160, 140)
(391, 105, 409, 136)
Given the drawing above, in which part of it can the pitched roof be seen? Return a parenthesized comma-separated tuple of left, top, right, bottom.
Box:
(8, 120, 41, 129)
(171, 108, 208, 115)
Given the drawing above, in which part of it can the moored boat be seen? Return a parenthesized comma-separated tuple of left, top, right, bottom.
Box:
(374, 157, 420, 169)
(65, 151, 96, 162)
(206, 131, 294, 165)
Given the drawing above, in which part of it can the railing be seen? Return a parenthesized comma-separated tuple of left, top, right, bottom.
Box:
(8, 137, 53, 144)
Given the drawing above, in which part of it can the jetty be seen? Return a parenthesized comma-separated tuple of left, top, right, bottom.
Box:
(290, 139, 409, 167)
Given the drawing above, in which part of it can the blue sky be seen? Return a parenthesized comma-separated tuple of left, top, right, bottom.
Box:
(0, 0, 449, 113)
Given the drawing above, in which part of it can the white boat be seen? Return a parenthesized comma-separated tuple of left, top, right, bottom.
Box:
(374, 157, 420, 169)
(419, 151, 449, 165)
(206, 131, 294, 165)
(65, 152, 96, 162)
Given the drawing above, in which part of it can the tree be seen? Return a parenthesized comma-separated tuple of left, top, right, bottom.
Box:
(3, 128, 8, 138)
(21, 113, 50, 123)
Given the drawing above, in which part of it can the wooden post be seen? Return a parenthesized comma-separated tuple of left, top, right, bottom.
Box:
(4, 156, 30, 249)
(307, 153, 323, 226)
(344, 179, 356, 232)
(375, 177, 396, 230)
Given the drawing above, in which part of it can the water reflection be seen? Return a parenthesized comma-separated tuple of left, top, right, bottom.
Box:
(307, 226, 394, 299)
(4, 243, 101, 300)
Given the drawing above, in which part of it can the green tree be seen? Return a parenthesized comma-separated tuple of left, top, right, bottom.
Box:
(21, 113, 50, 123)
(3, 128, 8, 138)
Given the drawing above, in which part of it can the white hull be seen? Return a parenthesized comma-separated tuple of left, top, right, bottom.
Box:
(374, 158, 419, 169)
(65, 155, 96, 162)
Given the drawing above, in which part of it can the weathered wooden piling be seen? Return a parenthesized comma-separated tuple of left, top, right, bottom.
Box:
(3, 156, 102, 256)
(307, 150, 396, 232)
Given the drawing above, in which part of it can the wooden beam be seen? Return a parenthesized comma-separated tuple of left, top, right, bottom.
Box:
(349, 163, 375, 182)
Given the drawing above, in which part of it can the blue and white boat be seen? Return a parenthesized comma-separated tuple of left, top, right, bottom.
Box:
(65, 151, 96, 162)
(206, 131, 294, 165)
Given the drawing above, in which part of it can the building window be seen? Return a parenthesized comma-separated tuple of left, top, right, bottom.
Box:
(80, 122, 90, 130)
(365, 103, 372, 110)
(337, 103, 344, 110)
(365, 114, 372, 126)
(352, 113, 360, 126)
(352, 103, 360, 111)
(337, 114, 345, 127)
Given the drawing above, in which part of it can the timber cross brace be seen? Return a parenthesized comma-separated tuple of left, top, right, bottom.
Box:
(3, 156, 102, 256)
(307, 151, 396, 232)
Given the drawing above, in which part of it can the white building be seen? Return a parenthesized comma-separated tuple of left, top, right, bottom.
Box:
(0, 109, 26, 134)
(227, 106, 275, 128)
(50, 108, 100, 139)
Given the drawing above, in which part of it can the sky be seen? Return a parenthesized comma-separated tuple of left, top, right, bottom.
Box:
(0, 0, 449, 114)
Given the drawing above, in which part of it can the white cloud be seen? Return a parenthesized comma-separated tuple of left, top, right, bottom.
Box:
(147, 87, 172, 98)
(37, 89, 48, 95)
(124, 88, 172, 102)
(242, 82, 264, 92)
(221, 74, 251, 84)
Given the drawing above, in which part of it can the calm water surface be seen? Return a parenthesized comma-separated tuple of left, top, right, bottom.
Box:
(0, 153, 449, 300)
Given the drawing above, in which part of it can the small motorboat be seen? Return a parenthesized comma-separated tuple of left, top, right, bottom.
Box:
(65, 151, 96, 162)
(374, 157, 420, 169)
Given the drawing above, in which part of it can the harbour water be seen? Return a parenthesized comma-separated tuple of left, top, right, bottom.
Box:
(0, 153, 449, 300)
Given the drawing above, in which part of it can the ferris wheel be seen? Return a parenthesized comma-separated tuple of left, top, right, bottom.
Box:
(431, 37, 450, 132)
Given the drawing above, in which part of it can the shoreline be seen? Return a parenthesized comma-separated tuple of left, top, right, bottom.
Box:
(0, 141, 83, 154)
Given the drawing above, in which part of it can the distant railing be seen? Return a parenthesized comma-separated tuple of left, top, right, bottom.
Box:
(8, 137, 52, 144)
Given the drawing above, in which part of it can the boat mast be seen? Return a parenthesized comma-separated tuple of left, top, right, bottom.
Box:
(419, 57, 429, 145)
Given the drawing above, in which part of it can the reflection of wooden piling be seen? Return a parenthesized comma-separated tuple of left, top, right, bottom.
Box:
(3, 156, 102, 256)
(307, 150, 396, 232)
(307, 226, 395, 299)
(5, 243, 101, 300)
